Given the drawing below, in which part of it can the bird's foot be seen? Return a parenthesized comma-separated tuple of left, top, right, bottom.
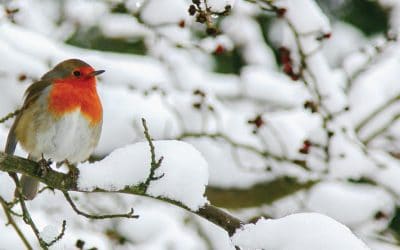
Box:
(37, 156, 52, 178)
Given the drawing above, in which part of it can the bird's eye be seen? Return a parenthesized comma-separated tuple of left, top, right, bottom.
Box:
(73, 71, 81, 77)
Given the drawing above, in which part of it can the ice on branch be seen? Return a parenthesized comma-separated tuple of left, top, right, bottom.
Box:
(78, 140, 209, 210)
(231, 213, 369, 250)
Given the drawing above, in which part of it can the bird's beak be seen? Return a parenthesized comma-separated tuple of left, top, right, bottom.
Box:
(89, 70, 105, 76)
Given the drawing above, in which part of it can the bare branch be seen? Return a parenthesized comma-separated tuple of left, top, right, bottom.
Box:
(46, 220, 67, 247)
(63, 192, 139, 219)
(141, 118, 165, 190)
(0, 108, 21, 124)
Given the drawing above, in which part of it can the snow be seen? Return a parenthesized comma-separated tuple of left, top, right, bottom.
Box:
(371, 152, 400, 197)
(146, 141, 209, 210)
(64, 0, 108, 27)
(240, 66, 307, 107)
(140, 0, 188, 26)
(306, 182, 393, 227)
(188, 138, 271, 188)
(200, 35, 234, 54)
(327, 132, 377, 178)
(78, 140, 209, 210)
(0, 220, 29, 250)
(222, 14, 277, 68)
(323, 22, 367, 67)
(0, 0, 398, 248)
(99, 14, 150, 38)
(125, 0, 146, 13)
(95, 86, 179, 155)
(116, 207, 201, 249)
(232, 213, 370, 250)
(0, 172, 15, 202)
(275, 0, 330, 34)
(207, 0, 236, 12)
(40, 224, 59, 243)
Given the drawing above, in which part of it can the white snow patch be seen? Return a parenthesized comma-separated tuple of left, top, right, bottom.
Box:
(140, 0, 188, 26)
(275, 0, 330, 34)
(240, 66, 308, 107)
(40, 225, 59, 243)
(78, 140, 209, 210)
(307, 182, 393, 226)
(207, 0, 235, 12)
(231, 213, 369, 250)
(146, 141, 209, 210)
(0, 172, 15, 202)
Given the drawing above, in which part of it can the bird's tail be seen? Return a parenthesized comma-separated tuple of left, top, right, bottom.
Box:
(5, 124, 17, 155)
(5, 125, 39, 200)
(18, 154, 39, 200)
(19, 174, 39, 200)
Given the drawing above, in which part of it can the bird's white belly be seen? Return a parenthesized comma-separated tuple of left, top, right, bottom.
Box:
(34, 110, 96, 163)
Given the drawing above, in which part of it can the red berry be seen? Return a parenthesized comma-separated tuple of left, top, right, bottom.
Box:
(178, 20, 185, 28)
(214, 44, 225, 55)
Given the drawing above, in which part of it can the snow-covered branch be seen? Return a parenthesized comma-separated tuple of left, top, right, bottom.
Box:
(0, 150, 243, 237)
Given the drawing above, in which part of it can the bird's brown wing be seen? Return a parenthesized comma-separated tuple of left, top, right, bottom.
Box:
(4, 80, 52, 154)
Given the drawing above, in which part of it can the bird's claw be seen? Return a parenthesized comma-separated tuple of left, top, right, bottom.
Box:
(66, 163, 80, 183)
(37, 157, 52, 177)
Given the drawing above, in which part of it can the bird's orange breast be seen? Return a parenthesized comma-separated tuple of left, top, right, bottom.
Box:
(48, 80, 102, 125)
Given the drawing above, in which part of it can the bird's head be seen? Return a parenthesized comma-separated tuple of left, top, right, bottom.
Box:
(42, 59, 105, 85)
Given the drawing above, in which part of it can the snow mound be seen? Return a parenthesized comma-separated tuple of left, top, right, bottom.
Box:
(78, 140, 209, 210)
(232, 213, 369, 250)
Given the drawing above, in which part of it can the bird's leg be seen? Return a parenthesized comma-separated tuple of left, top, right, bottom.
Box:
(65, 160, 79, 183)
(37, 154, 52, 177)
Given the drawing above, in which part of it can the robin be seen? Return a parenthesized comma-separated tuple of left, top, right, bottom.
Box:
(5, 59, 104, 199)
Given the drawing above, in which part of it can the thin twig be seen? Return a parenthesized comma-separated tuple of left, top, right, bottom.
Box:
(355, 94, 400, 133)
(63, 192, 139, 219)
(0, 196, 33, 250)
(38, 186, 55, 194)
(9, 173, 50, 249)
(45, 220, 67, 247)
(0, 108, 21, 123)
(363, 113, 400, 145)
(141, 118, 165, 191)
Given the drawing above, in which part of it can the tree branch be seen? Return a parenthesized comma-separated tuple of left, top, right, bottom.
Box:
(0, 152, 243, 237)
(206, 177, 317, 209)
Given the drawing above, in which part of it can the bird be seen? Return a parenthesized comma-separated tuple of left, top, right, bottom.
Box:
(5, 59, 104, 200)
